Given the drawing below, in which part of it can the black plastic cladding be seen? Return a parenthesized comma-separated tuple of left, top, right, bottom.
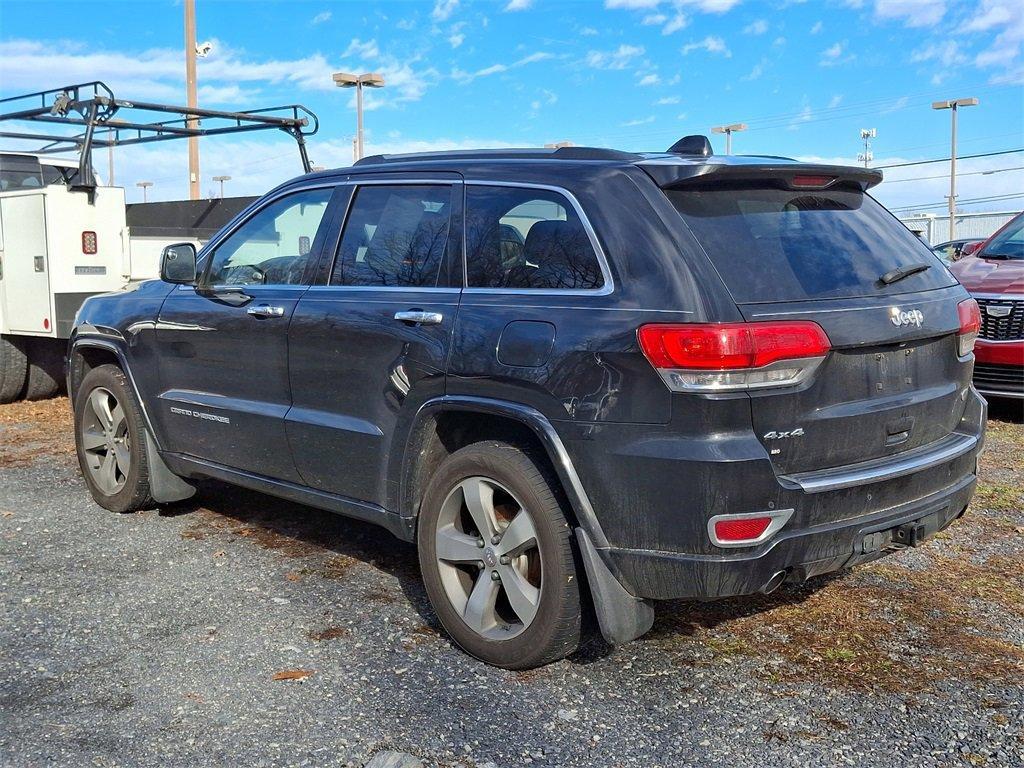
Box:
(68, 150, 985, 609)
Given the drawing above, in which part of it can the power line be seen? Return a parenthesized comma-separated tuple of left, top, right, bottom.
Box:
(892, 192, 1024, 213)
(874, 148, 1023, 169)
(880, 165, 1024, 184)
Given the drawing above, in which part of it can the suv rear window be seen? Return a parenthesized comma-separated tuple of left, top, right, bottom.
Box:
(666, 184, 957, 303)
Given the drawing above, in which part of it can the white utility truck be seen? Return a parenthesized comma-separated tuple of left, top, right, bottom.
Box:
(0, 81, 317, 402)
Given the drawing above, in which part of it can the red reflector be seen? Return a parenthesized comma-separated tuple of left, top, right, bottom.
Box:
(82, 231, 98, 255)
(957, 298, 980, 336)
(714, 516, 772, 542)
(43, 318, 50, 331)
(638, 322, 831, 370)
(791, 175, 836, 188)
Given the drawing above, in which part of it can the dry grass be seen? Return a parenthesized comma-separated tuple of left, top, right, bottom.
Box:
(0, 396, 74, 467)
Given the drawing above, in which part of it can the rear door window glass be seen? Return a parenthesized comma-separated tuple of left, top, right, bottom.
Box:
(666, 185, 957, 303)
(331, 185, 454, 287)
(466, 186, 604, 290)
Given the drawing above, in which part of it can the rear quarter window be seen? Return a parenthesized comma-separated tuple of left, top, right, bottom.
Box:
(666, 184, 958, 303)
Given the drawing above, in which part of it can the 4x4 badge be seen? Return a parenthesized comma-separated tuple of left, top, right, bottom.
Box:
(764, 428, 804, 440)
(890, 307, 924, 327)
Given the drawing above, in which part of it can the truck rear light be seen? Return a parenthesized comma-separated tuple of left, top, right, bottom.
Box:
(957, 298, 980, 357)
(82, 231, 98, 255)
(638, 321, 831, 392)
(707, 509, 793, 548)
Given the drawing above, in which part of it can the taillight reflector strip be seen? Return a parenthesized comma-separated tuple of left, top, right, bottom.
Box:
(707, 509, 794, 548)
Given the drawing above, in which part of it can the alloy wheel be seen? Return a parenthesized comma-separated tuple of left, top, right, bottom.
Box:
(80, 387, 130, 495)
(434, 476, 542, 640)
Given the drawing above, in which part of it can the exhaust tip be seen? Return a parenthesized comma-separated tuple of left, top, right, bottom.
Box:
(760, 570, 787, 595)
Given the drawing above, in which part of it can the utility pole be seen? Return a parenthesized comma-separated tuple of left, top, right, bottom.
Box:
(932, 97, 979, 241)
(711, 123, 747, 155)
(184, 0, 200, 200)
(858, 128, 876, 168)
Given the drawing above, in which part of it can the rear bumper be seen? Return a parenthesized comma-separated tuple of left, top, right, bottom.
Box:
(972, 341, 1023, 398)
(565, 388, 986, 602)
(605, 472, 976, 600)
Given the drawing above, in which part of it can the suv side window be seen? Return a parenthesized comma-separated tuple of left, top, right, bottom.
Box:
(205, 187, 332, 287)
(466, 185, 604, 291)
(330, 184, 454, 287)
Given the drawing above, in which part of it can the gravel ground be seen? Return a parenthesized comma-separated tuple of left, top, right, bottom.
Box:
(1, 397, 1022, 768)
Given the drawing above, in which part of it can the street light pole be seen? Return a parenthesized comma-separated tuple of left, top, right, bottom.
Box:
(212, 175, 231, 198)
(136, 181, 153, 203)
(711, 123, 747, 155)
(332, 72, 386, 161)
(184, 0, 200, 200)
(932, 97, 979, 241)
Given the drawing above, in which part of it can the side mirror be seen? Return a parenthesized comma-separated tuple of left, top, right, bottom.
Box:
(961, 241, 983, 258)
(160, 242, 198, 284)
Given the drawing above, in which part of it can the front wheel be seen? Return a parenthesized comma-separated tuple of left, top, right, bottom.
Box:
(74, 364, 153, 513)
(418, 441, 581, 669)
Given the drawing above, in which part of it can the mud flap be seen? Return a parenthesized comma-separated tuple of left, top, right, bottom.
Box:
(575, 528, 655, 646)
(144, 430, 196, 503)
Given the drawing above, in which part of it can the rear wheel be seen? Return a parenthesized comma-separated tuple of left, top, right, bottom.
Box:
(418, 441, 581, 669)
(0, 335, 29, 404)
(24, 337, 64, 401)
(74, 364, 153, 512)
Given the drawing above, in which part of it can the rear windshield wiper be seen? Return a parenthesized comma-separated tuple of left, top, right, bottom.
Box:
(880, 262, 931, 285)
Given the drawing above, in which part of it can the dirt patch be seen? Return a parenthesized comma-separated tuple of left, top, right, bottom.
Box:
(0, 397, 74, 468)
(308, 626, 351, 642)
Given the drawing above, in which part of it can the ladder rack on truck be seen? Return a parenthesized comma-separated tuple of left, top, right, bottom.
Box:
(0, 82, 318, 403)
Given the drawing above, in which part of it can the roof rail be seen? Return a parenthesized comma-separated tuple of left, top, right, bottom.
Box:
(355, 145, 640, 166)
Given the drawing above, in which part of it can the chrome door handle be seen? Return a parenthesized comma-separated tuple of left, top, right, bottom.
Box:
(246, 304, 285, 318)
(394, 310, 443, 325)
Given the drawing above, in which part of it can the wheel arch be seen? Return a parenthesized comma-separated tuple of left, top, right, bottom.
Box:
(396, 396, 610, 550)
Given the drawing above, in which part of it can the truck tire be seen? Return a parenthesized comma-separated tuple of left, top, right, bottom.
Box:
(74, 363, 153, 513)
(0, 335, 29, 404)
(23, 337, 65, 401)
(418, 440, 582, 669)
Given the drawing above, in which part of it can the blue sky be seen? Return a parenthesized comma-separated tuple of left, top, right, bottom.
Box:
(1, 0, 1021, 214)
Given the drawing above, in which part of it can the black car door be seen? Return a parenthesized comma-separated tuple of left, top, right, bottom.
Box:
(153, 183, 342, 482)
(286, 178, 462, 506)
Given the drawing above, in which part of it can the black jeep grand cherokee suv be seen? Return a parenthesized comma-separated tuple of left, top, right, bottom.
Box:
(69, 138, 986, 669)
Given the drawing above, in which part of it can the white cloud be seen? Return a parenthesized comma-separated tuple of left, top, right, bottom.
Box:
(448, 33, 465, 48)
(642, 13, 668, 24)
(910, 40, 967, 67)
(584, 44, 646, 69)
(744, 19, 769, 35)
(828, 94, 844, 108)
(504, 0, 533, 9)
(621, 115, 656, 126)
(742, 59, 767, 80)
(343, 38, 379, 60)
(310, 10, 332, 26)
(580, 26, 599, 35)
(431, 0, 459, 22)
(638, 73, 661, 85)
(810, 21, 823, 34)
(655, 95, 681, 104)
(663, 13, 689, 34)
(605, 0, 660, 8)
(453, 51, 555, 83)
(965, 1, 1023, 74)
(965, 0, 1016, 32)
(681, 36, 731, 56)
(819, 40, 855, 65)
(873, 0, 946, 28)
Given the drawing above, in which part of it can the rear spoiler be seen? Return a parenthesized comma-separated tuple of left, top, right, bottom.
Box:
(638, 160, 883, 191)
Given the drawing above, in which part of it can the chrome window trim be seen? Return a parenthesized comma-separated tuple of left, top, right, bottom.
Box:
(706, 508, 794, 549)
(304, 285, 462, 295)
(461, 180, 615, 297)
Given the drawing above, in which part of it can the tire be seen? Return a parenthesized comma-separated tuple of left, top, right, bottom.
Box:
(418, 440, 581, 669)
(0, 335, 29, 404)
(73, 363, 153, 513)
(24, 337, 64, 401)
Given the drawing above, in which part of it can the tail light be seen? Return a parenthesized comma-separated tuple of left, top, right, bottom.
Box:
(81, 231, 98, 255)
(707, 509, 793, 548)
(638, 321, 831, 392)
(957, 298, 981, 357)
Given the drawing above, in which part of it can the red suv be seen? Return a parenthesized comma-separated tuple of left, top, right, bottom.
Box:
(950, 212, 1024, 400)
